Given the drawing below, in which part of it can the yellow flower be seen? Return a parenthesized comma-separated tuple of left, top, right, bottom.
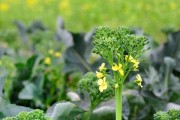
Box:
(54, 52, 61, 57)
(99, 63, 106, 71)
(135, 74, 143, 88)
(96, 71, 104, 79)
(115, 83, 119, 89)
(119, 69, 124, 76)
(125, 55, 139, 71)
(44, 57, 51, 65)
(133, 60, 139, 71)
(125, 55, 134, 62)
(170, 2, 177, 10)
(0, 3, 9, 11)
(112, 63, 121, 71)
(98, 77, 107, 92)
(27, 0, 37, 6)
(48, 49, 54, 55)
(59, 0, 69, 10)
(112, 63, 124, 76)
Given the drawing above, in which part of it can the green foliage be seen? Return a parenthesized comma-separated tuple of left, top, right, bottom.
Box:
(13, 54, 65, 110)
(2, 109, 51, 120)
(62, 30, 103, 74)
(1, 16, 180, 120)
(154, 109, 180, 120)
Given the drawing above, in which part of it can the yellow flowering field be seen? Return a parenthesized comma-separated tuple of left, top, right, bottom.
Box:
(1, 0, 180, 41)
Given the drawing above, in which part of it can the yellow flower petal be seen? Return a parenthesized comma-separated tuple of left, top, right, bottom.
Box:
(112, 63, 124, 76)
(112, 63, 122, 71)
(98, 77, 107, 92)
(125, 55, 133, 62)
(96, 71, 104, 79)
(99, 63, 106, 71)
(98, 79, 103, 85)
(54, 52, 61, 57)
(48, 49, 54, 55)
(99, 86, 103, 92)
(137, 82, 143, 88)
(119, 69, 124, 76)
(125, 55, 139, 70)
(44, 57, 51, 65)
(136, 74, 142, 81)
(135, 74, 143, 87)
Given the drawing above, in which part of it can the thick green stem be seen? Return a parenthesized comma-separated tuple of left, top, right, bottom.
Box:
(83, 101, 99, 120)
(83, 110, 92, 120)
(115, 84, 123, 120)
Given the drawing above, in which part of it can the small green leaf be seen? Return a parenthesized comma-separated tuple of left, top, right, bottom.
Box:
(18, 83, 37, 100)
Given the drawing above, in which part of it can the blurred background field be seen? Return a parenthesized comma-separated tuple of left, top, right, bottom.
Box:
(0, 0, 180, 42)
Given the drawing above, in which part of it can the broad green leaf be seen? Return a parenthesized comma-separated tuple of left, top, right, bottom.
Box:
(51, 102, 85, 120)
(89, 106, 115, 120)
(141, 90, 167, 111)
(63, 31, 103, 74)
(0, 104, 32, 118)
(124, 89, 145, 105)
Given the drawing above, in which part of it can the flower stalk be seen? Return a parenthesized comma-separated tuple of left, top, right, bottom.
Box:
(115, 84, 123, 120)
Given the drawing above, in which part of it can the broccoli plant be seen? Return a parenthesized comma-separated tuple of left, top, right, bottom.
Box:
(78, 26, 149, 120)
(154, 109, 180, 120)
(2, 109, 51, 120)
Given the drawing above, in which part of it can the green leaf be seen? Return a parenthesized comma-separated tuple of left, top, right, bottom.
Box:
(63, 33, 92, 73)
(0, 68, 7, 96)
(63, 31, 102, 74)
(0, 112, 5, 119)
(0, 97, 10, 110)
(18, 83, 37, 100)
(151, 31, 180, 72)
(15, 55, 40, 80)
(141, 90, 167, 111)
(0, 104, 32, 118)
(145, 57, 176, 100)
(124, 89, 145, 105)
(169, 74, 180, 103)
(51, 102, 85, 120)
(89, 106, 115, 120)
